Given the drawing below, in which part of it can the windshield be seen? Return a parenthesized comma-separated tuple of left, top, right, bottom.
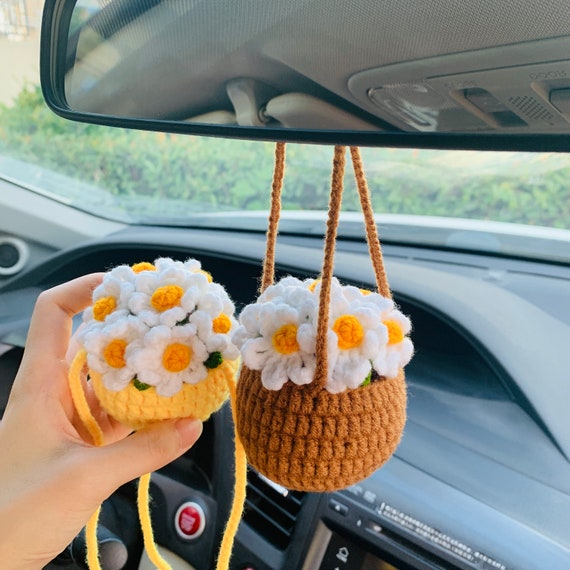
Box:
(1, 2, 570, 261)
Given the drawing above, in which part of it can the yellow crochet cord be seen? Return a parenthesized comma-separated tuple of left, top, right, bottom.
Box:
(216, 376, 248, 570)
(69, 350, 104, 447)
(69, 350, 104, 570)
(85, 507, 102, 570)
(138, 473, 171, 569)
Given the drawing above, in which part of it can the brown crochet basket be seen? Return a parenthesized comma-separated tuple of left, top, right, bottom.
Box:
(236, 145, 407, 492)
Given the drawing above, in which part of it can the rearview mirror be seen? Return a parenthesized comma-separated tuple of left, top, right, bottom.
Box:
(41, 0, 570, 150)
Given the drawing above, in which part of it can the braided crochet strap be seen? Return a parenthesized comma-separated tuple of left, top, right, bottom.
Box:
(260, 142, 286, 292)
(349, 147, 392, 300)
(312, 145, 346, 388)
(259, 144, 390, 388)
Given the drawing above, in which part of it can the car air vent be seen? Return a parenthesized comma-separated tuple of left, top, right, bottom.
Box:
(243, 469, 305, 550)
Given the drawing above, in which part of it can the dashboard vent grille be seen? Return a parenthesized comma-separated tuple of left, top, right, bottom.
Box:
(244, 469, 305, 550)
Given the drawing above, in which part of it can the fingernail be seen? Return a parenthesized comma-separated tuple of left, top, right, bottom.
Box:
(175, 418, 203, 450)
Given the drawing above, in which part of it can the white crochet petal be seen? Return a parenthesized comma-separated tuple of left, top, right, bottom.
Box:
(179, 291, 198, 314)
(158, 307, 187, 328)
(238, 304, 262, 334)
(288, 357, 315, 386)
(183, 258, 202, 272)
(260, 357, 290, 390)
(346, 359, 372, 389)
(154, 257, 175, 272)
(353, 305, 381, 327)
(326, 376, 348, 394)
(297, 323, 316, 353)
(222, 344, 240, 361)
(189, 310, 213, 339)
(258, 305, 283, 337)
(197, 292, 223, 316)
(231, 326, 248, 349)
(399, 337, 414, 367)
(361, 329, 387, 359)
(332, 352, 371, 390)
(103, 367, 135, 391)
(381, 352, 400, 379)
(204, 333, 226, 353)
(128, 292, 150, 315)
(108, 264, 135, 280)
(137, 309, 161, 327)
(134, 272, 159, 294)
(129, 344, 158, 373)
(185, 361, 208, 385)
(241, 337, 272, 369)
(155, 376, 183, 397)
(100, 309, 130, 326)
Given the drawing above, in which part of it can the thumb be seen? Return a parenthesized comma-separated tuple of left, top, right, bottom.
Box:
(89, 418, 202, 494)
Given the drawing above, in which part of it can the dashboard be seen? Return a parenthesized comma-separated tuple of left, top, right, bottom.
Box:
(1, 225, 569, 570)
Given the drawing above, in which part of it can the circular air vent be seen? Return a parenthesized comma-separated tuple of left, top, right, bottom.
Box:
(0, 237, 29, 276)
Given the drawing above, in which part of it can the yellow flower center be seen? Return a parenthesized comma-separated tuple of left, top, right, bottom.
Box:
(272, 324, 300, 355)
(92, 296, 116, 321)
(151, 285, 184, 312)
(198, 269, 213, 283)
(212, 314, 231, 334)
(333, 315, 364, 350)
(162, 342, 192, 372)
(308, 279, 321, 292)
(132, 262, 156, 273)
(359, 288, 372, 296)
(103, 339, 127, 368)
(384, 319, 404, 345)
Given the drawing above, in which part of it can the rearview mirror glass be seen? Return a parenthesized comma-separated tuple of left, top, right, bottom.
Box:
(41, 0, 570, 149)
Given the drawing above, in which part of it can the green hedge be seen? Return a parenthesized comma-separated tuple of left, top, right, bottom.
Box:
(0, 85, 569, 228)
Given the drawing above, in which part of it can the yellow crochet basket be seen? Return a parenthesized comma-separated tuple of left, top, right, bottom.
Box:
(89, 358, 238, 429)
(68, 257, 245, 570)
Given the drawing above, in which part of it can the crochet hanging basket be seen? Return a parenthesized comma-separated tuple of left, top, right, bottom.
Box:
(89, 358, 238, 430)
(68, 257, 246, 570)
(234, 145, 409, 493)
(71, 257, 241, 431)
(236, 367, 406, 491)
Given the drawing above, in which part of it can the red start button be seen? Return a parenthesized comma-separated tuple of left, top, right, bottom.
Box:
(174, 502, 206, 540)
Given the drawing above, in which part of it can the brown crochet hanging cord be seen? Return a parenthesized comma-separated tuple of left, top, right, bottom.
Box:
(235, 144, 407, 492)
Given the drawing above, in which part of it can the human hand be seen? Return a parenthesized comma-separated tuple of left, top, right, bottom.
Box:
(0, 274, 203, 569)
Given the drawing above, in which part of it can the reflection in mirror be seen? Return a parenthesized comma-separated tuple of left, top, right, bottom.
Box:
(61, 0, 570, 135)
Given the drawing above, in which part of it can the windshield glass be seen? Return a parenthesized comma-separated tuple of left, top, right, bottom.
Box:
(1, 2, 570, 260)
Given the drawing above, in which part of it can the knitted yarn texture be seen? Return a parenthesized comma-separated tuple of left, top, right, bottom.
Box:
(77, 257, 239, 427)
(234, 144, 412, 492)
(68, 257, 243, 570)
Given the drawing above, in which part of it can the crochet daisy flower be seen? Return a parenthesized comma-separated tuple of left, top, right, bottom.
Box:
(82, 264, 136, 324)
(128, 261, 211, 327)
(235, 275, 413, 394)
(234, 281, 318, 390)
(314, 280, 390, 393)
(128, 324, 209, 397)
(78, 257, 239, 397)
(83, 315, 149, 391)
(374, 307, 414, 379)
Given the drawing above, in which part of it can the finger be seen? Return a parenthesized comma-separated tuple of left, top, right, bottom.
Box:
(24, 274, 103, 369)
(86, 418, 202, 495)
(68, 373, 133, 445)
